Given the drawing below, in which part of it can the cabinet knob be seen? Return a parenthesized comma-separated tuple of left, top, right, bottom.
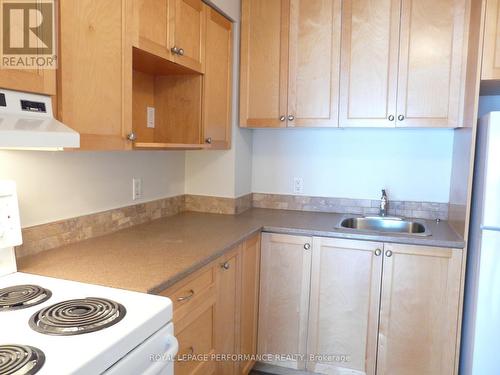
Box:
(171, 46, 180, 55)
(280, 115, 286, 122)
(127, 132, 137, 141)
(374, 248, 382, 256)
(205, 137, 212, 144)
(178, 48, 184, 56)
(221, 262, 230, 270)
(397, 115, 405, 121)
(385, 250, 393, 257)
(304, 243, 311, 251)
(288, 115, 295, 121)
(388, 115, 395, 121)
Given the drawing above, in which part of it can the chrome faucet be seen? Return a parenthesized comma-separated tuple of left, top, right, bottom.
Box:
(380, 189, 388, 217)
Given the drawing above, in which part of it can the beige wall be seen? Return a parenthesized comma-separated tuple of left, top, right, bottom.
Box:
(0, 151, 185, 228)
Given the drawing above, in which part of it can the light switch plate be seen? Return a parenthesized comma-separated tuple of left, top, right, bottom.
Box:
(293, 177, 304, 194)
(132, 178, 143, 201)
(147, 107, 155, 129)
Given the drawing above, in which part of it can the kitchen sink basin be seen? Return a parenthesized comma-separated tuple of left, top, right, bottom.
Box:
(338, 216, 431, 236)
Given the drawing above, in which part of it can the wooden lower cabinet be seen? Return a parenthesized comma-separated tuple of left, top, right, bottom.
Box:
(160, 233, 260, 375)
(215, 249, 240, 375)
(239, 234, 261, 374)
(258, 233, 312, 370)
(257, 233, 464, 375)
(376, 243, 463, 375)
(307, 237, 383, 375)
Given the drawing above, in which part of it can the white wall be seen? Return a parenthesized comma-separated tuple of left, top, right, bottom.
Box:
(185, 0, 254, 198)
(0, 151, 185, 227)
(478, 95, 500, 118)
(252, 128, 454, 203)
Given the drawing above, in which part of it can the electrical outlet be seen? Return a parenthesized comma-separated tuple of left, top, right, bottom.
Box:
(132, 178, 143, 201)
(147, 107, 155, 128)
(293, 177, 304, 194)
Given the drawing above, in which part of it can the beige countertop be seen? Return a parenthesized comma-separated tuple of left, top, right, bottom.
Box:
(19, 208, 465, 294)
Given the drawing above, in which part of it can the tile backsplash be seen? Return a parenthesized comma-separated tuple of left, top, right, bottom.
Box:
(252, 193, 448, 220)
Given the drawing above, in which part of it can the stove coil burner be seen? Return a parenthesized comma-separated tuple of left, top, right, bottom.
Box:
(29, 297, 126, 335)
(0, 345, 45, 375)
(0, 285, 52, 311)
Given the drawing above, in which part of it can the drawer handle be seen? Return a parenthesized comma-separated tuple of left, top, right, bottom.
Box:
(177, 289, 195, 302)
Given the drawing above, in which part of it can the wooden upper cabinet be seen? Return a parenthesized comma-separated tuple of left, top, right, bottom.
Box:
(339, 0, 401, 127)
(396, 0, 468, 128)
(0, 69, 56, 96)
(135, 0, 168, 54)
(483, 0, 500, 79)
(307, 238, 383, 375)
(135, 0, 205, 73)
(240, 0, 342, 128)
(287, 0, 341, 127)
(58, 0, 132, 150)
(203, 7, 233, 149)
(377, 244, 462, 375)
(258, 233, 312, 370)
(240, 0, 289, 128)
(170, 0, 206, 72)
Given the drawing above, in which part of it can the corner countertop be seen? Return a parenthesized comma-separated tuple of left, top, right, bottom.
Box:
(18, 208, 465, 294)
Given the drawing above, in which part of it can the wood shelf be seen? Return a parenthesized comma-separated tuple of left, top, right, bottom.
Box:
(132, 47, 201, 76)
(134, 142, 209, 150)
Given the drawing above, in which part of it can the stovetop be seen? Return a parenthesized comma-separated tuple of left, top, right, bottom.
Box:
(0, 285, 52, 311)
(0, 272, 173, 375)
(0, 344, 45, 375)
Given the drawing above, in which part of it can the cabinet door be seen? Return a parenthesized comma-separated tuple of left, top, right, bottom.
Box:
(287, 0, 341, 127)
(0, 69, 56, 96)
(134, 0, 169, 57)
(483, 0, 500, 79)
(377, 244, 463, 375)
(0, 0, 56, 95)
(396, 0, 467, 128)
(239, 234, 261, 375)
(59, 0, 132, 150)
(240, 0, 289, 128)
(169, 0, 206, 73)
(307, 238, 382, 375)
(339, 0, 400, 127)
(203, 7, 233, 149)
(215, 249, 240, 375)
(258, 233, 312, 370)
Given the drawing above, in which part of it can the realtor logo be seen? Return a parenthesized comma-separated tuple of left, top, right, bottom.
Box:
(0, 0, 57, 69)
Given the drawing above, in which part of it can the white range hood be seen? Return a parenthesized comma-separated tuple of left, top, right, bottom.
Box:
(0, 89, 79, 150)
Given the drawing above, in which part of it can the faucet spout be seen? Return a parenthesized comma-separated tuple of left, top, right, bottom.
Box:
(380, 189, 388, 217)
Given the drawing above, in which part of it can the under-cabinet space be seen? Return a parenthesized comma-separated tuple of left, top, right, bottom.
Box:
(132, 70, 206, 149)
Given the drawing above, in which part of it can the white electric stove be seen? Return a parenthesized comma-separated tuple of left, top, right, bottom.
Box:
(0, 181, 178, 375)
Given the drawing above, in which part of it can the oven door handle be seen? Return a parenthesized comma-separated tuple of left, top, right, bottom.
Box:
(141, 334, 179, 375)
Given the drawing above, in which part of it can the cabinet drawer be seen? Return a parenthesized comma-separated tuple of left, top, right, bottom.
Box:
(175, 305, 216, 375)
(160, 267, 215, 324)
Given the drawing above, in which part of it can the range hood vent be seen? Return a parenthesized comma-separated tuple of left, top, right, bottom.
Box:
(0, 89, 79, 150)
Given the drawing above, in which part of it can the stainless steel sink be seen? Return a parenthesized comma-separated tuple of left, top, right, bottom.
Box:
(338, 216, 431, 236)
